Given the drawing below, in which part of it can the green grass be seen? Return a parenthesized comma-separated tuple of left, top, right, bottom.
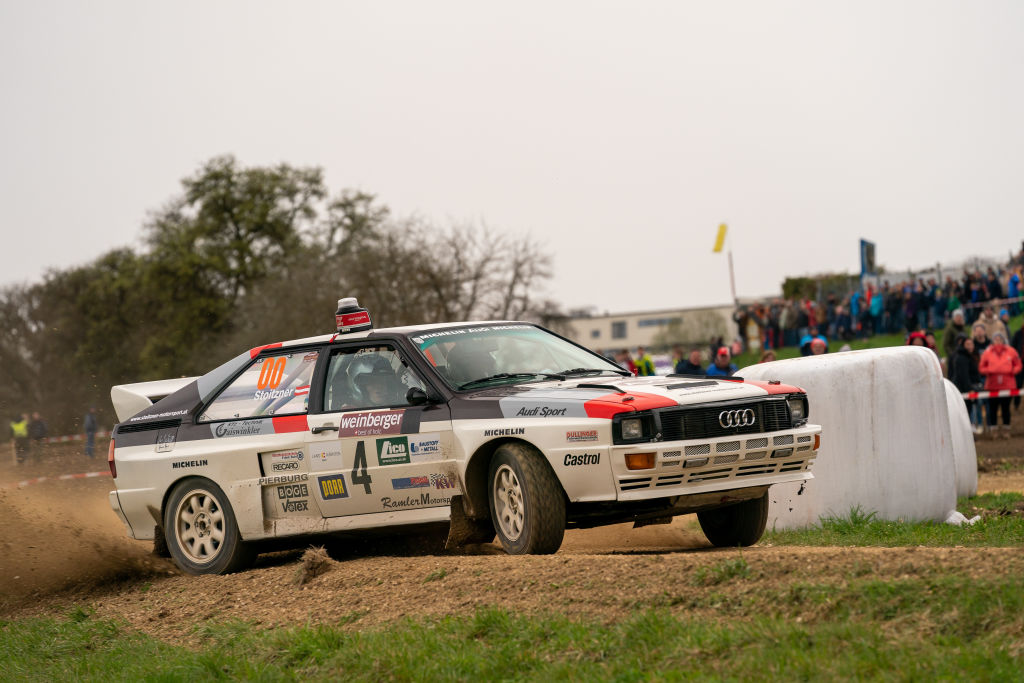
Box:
(4, 579, 1023, 683)
(765, 493, 1024, 547)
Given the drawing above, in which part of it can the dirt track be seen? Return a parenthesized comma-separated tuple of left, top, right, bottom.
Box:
(1, 437, 1021, 639)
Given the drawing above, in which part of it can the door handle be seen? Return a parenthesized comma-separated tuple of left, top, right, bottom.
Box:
(311, 425, 339, 434)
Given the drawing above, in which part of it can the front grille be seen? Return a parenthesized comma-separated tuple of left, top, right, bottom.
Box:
(659, 400, 789, 441)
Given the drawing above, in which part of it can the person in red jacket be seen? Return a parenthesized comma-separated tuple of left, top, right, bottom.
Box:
(978, 331, 1023, 439)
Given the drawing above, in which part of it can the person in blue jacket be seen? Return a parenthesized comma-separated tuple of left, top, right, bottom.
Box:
(706, 347, 738, 377)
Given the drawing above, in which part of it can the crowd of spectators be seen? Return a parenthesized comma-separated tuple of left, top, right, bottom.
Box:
(731, 262, 1023, 355)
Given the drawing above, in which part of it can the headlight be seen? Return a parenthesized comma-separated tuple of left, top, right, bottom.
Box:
(788, 397, 806, 423)
(621, 418, 643, 440)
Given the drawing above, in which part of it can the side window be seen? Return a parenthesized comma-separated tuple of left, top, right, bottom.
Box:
(200, 350, 319, 422)
(324, 345, 425, 412)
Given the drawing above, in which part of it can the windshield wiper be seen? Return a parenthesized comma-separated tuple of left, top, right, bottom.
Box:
(457, 372, 566, 390)
(559, 367, 631, 377)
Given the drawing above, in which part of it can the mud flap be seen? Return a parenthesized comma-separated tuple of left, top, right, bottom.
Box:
(152, 524, 171, 558)
(445, 495, 495, 549)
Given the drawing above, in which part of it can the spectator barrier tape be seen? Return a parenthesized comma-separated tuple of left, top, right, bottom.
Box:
(960, 389, 1022, 399)
(3, 470, 111, 490)
(38, 430, 111, 444)
(961, 294, 1024, 309)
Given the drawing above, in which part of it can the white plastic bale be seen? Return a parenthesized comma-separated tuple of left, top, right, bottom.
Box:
(739, 346, 956, 529)
(943, 378, 978, 498)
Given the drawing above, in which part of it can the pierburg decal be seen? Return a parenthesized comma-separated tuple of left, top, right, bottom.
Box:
(376, 436, 410, 466)
(339, 409, 405, 437)
(318, 474, 349, 500)
(259, 473, 308, 486)
(567, 430, 598, 443)
(564, 452, 601, 466)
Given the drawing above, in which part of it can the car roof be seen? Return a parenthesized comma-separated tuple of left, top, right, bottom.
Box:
(266, 320, 526, 352)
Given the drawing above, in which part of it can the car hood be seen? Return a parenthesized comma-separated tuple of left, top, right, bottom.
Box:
(450, 375, 800, 420)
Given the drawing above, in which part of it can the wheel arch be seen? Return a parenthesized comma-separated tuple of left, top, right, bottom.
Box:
(462, 437, 566, 518)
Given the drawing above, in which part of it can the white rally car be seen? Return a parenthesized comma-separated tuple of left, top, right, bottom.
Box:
(108, 300, 821, 574)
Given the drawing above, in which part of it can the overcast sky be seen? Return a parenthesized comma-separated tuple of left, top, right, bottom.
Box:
(2, 1, 1022, 314)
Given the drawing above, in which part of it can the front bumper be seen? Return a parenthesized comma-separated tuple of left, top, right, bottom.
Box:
(611, 424, 820, 501)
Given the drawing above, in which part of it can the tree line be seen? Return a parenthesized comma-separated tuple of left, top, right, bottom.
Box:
(1, 156, 556, 433)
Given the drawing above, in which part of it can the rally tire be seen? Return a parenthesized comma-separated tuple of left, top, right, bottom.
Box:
(164, 478, 255, 575)
(697, 491, 769, 547)
(487, 442, 566, 555)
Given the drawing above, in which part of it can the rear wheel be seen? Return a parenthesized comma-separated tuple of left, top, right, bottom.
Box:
(164, 478, 255, 575)
(488, 443, 565, 554)
(697, 491, 769, 547)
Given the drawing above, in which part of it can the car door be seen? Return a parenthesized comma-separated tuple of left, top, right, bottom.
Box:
(305, 341, 460, 518)
(195, 346, 322, 534)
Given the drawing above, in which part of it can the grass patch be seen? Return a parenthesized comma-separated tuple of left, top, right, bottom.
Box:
(692, 557, 751, 586)
(3, 576, 1023, 682)
(765, 495, 1024, 547)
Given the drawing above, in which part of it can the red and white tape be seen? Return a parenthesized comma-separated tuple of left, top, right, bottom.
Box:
(38, 430, 111, 444)
(3, 470, 111, 489)
(961, 389, 1022, 400)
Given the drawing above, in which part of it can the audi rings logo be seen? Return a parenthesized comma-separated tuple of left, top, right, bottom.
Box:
(719, 409, 756, 428)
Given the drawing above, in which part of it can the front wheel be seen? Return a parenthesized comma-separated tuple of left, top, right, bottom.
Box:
(488, 443, 566, 554)
(164, 478, 255, 575)
(697, 491, 769, 547)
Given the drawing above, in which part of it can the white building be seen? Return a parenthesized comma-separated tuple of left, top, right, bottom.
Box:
(563, 304, 737, 353)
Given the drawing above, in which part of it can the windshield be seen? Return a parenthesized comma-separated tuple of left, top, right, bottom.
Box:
(409, 324, 626, 390)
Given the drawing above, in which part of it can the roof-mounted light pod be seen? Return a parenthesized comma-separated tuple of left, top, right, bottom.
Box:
(335, 297, 373, 334)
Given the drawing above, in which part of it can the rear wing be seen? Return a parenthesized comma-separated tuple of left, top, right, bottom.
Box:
(111, 377, 199, 422)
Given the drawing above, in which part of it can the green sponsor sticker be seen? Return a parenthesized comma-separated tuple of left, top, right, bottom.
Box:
(376, 435, 410, 466)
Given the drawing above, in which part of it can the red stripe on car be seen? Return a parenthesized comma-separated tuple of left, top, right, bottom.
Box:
(272, 415, 309, 433)
(743, 380, 803, 395)
(583, 391, 678, 418)
(249, 342, 284, 359)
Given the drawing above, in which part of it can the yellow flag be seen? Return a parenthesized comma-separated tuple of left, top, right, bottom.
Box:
(712, 223, 728, 253)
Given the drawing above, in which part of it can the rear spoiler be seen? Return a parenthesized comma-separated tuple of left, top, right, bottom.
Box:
(111, 377, 199, 422)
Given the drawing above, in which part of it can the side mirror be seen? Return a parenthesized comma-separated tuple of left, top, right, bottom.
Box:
(406, 387, 436, 406)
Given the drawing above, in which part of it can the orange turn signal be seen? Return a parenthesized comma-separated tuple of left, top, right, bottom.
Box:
(108, 438, 117, 479)
(625, 452, 656, 470)
(814, 434, 820, 450)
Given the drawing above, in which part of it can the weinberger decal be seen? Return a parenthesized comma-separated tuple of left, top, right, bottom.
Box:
(338, 409, 405, 437)
(318, 474, 349, 500)
(567, 430, 598, 443)
(376, 436, 410, 466)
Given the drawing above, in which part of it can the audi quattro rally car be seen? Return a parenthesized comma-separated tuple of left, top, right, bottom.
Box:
(108, 299, 821, 574)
